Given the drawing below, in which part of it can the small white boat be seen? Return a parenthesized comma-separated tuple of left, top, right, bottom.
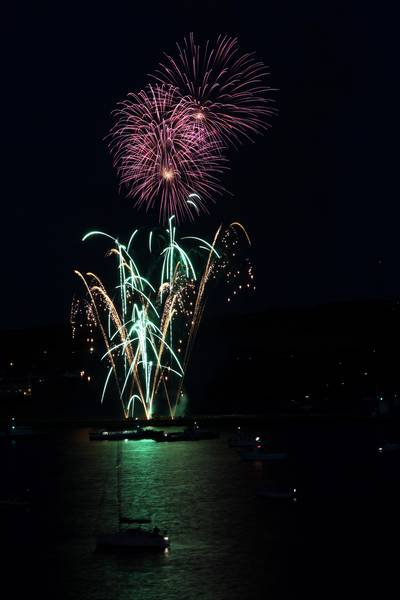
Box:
(9, 425, 35, 436)
(378, 442, 400, 453)
(157, 425, 219, 442)
(257, 486, 297, 501)
(0, 498, 30, 509)
(97, 527, 169, 551)
(0, 419, 39, 438)
(229, 429, 262, 448)
(96, 444, 170, 553)
(241, 449, 288, 462)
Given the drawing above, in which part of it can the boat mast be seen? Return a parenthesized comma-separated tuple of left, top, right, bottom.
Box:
(116, 441, 122, 532)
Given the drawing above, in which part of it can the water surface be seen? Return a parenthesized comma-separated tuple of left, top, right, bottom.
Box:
(1, 422, 399, 599)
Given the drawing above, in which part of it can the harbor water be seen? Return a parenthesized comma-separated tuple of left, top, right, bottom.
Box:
(1, 422, 399, 599)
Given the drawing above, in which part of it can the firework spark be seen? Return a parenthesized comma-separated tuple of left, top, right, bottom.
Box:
(109, 84, 227, 222)
(73, 219, 252, 419)
(154, 33, 275, 146)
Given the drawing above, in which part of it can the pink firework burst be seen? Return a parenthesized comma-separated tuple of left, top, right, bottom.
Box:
(154, 33, 275, 146)
(109, 84, 227, 222)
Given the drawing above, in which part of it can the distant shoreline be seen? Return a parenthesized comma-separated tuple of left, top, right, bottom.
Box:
(1, 413, 399, 429)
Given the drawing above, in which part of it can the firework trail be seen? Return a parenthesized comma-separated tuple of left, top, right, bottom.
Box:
(109, 84, 227, 222)
(172, 222, 253, 415)
(154, 33, 275, 146)
(73, 219, 252, 419)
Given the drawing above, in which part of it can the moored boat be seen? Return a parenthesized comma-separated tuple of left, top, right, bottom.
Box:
(156, 422, 219, 442)
(97, 526, 170, 551)
(378, 442, 400, 453)
(229, 428, 263, 448)
(0, 418, 42, 439)
(89, 427, 164, 441)
(157, 429, 219, 442)
(240, 448, 288, 462)
(97, 515, 169, 552)
(0, 498, 30, 510)
(257, 485, 297, 501)
(95, 440, 170, 553)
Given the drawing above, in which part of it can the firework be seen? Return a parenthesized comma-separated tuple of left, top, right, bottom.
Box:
(154, 33, 275, 146)
(108, 35, 274, 222)
(109, 84, 227, 222)
(73, 218, 252, 419)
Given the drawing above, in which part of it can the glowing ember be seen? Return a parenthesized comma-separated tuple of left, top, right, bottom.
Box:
(162, 167, 174, 180)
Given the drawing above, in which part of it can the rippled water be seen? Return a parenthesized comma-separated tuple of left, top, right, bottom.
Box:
(2, 423, 400, 599)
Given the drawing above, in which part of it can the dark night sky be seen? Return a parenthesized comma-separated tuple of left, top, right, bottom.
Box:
(2, 1, 399, 329)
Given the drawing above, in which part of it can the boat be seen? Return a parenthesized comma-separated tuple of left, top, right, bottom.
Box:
(240, 447, 288, 462)
(229, 428, 262, 448)
(0, 487, 31, 511)
(156, 431, 194, 442)
(257, 485, 297, 502)
(0, 498, 30, 510)
(97, 526, 170, 551)
(183, 424, 219, 440)
(0, 418, 42, 439)
(119, 516, 151, 525)
(157, 423, 219, 442)
(378, 442, 400, 453)
(89, 426, 164, 441)
(95, 441, 170, 553)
